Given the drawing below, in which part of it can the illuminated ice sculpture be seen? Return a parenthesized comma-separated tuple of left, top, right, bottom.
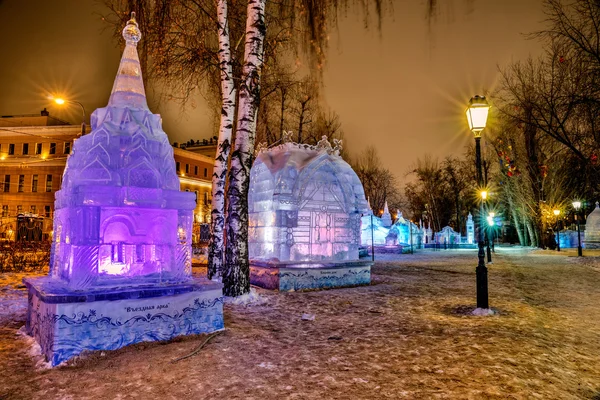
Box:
(248, 134, 373, 291)
(24, 14, 223, 366)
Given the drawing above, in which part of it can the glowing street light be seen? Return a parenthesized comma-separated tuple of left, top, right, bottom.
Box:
(466, 95, 491, 135)
(553, 209, 561, 252)
(50, 96, 86, 135)
(572, 201, 583, 257)
(466, 95, 491, 310)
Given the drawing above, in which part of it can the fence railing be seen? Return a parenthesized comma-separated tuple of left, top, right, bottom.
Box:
(0, 241, 50, 273)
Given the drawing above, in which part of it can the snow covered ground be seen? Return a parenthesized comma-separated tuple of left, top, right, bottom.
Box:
(1, 248, 600, 399)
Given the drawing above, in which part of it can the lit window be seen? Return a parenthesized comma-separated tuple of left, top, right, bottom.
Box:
(30, 205, 36, 214)
(16, 205, 22, 214)
(111, 242, 124, 263)
(18, 175, 24, 192)
(32, 175, 38, 192)
(1, 205, 7, 217)
(136, 244, 144, 262)
(46, 175, 53, 192)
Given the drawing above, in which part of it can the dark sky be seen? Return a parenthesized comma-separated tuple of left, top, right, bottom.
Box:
(0, 0, 545, 180)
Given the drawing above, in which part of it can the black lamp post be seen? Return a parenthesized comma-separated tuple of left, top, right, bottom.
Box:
(553, 209, 561, 251)
(573, 201, 583, 257)
(466, 95, 490, 309)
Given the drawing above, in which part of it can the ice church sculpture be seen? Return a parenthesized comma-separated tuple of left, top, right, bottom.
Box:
(360, 211, 422, 251)
(248, 134, 373, 291)
(23, 14, 223, 366)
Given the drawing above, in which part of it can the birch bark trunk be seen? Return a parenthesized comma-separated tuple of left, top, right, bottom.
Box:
(208, 0, 237, 281)
(223, 0, 267, 296)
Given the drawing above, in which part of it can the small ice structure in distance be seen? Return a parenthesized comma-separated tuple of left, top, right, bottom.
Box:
(248, 135, 373, 291)
(24, 14, 223, 366)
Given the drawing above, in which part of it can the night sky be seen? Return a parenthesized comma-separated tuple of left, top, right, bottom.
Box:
(0, 0, 545, 180)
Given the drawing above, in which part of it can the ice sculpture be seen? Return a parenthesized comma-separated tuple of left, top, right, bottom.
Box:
(466, 213, 475, 244)
(380, 201, 392, 227)
(24, 14, 223, 366)
(361, 212, 422, 252)
(248, 136, 373, 290)
(584, 202, 600, 249)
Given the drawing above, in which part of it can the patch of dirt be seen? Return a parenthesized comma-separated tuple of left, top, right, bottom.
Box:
(0, 249, 599, 399)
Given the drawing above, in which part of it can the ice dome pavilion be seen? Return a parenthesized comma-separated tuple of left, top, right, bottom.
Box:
(248, 134, 373, 291)
(585, 202, 600, 249)
(24, 14, 223, 366)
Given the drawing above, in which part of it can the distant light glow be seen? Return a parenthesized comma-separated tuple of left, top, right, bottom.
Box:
(480, 190, 488, 200)
(54, 98, 66, 105)
(553, 209, 560, 216)
(572, 201, 582, 210)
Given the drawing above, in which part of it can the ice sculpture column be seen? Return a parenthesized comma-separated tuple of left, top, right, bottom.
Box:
(23, 13, 223, 366)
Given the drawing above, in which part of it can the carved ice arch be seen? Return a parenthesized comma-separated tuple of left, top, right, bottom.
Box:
(125, 158, 161, 188)
(292, 154, 353, 213)
(79, 157, 112, 183)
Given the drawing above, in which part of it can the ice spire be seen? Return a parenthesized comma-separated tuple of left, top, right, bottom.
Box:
(383, 201, 389, 214)
(108, 12, 148, 109)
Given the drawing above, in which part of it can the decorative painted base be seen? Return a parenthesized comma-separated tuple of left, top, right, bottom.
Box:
(250, 261, 372, 291)
(24, 277, 223, 366)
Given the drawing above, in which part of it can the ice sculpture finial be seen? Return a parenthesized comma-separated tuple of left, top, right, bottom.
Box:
(123, 12, 141, 44)
(108, 11, 148, 109)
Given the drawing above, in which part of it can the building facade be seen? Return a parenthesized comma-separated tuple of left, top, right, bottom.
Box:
(0, 112, 214, 242)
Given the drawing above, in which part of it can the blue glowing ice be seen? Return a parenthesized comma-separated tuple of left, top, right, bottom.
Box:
(50, 15, 196, 290)
(248, 136, 369, 262)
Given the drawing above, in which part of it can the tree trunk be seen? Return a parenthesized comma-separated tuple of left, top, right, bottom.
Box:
(297, 102, 306, 143)
(223, 0, 266, 297)
(208, 0, 237, 281)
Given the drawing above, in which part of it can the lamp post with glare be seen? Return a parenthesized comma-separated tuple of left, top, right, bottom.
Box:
(52, 97, 86, 135)
(553, 209, 561, 251)
(466, 95, 490, 309)
(572, 201, 583, 257)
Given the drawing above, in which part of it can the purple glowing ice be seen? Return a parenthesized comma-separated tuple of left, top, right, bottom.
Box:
(50, 14, 196, 289)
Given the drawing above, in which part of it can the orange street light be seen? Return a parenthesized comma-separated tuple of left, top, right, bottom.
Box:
(50, 96, 86, 135)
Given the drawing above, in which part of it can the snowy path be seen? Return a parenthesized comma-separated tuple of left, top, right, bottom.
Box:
(1, 248, 600, 399)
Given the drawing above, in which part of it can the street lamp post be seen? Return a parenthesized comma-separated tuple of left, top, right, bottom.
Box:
(572, 201, 583, 257)
(466, 95, 490, 309)
(553, 209, 561, 252)
(52, 97, 86, 135)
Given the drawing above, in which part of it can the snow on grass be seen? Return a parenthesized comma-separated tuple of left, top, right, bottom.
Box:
(224, 287, 268, 306)
(15, 326, 51, 370)
(1, 249, 600, 399)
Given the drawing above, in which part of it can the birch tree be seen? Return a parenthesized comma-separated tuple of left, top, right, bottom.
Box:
(222, 0, 267, 296)
(207, 0, 236, 281)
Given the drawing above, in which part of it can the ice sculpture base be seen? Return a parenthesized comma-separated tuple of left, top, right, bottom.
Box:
(23, 276, 223, 366)
(250, 260, 372, 291)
